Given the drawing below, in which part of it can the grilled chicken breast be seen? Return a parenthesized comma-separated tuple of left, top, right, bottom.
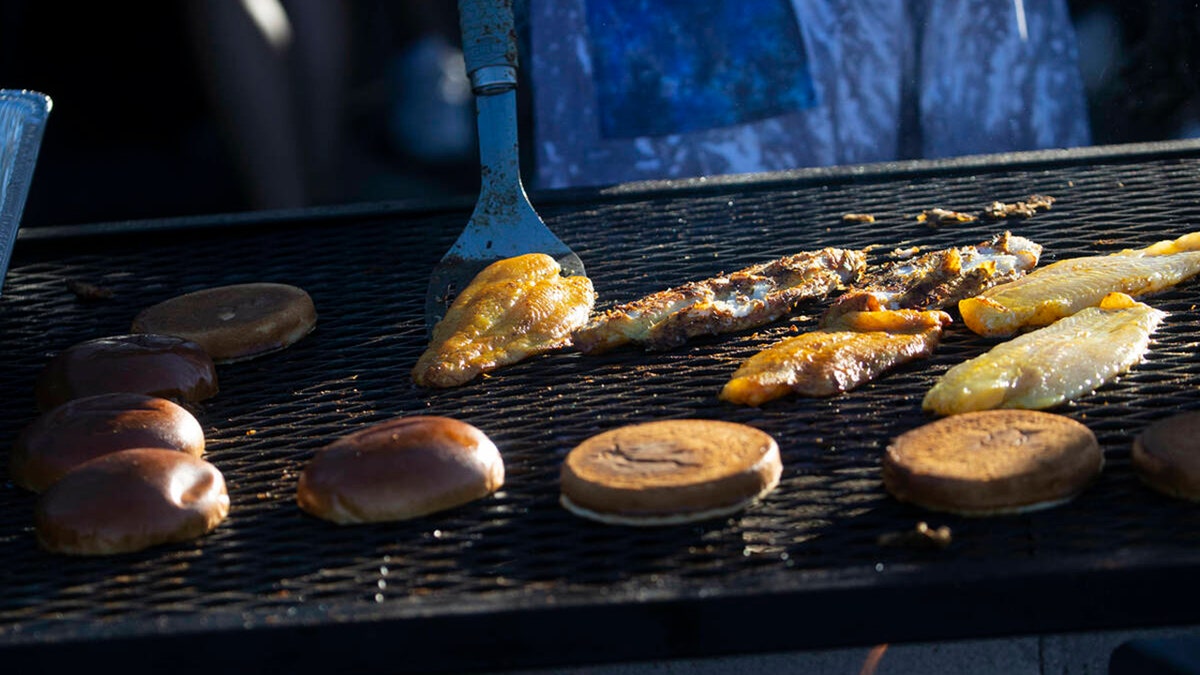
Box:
(413, 253, 596, 388)
(925, 292, 1166, 415)
(572, 248, 866, 354)
(960, 231, 1200, 337)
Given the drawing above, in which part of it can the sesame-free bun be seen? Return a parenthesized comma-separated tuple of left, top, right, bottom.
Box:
(11, 392, 205, 493)
(34, 334, 218, 411)
(559, 419, 782, 526)
(1132, 410, 1200, 501)
(883, 409, 1102, 516)
(131, 282, 316, 363)
(297, 416, 504, 524)
(34, 448, 229, 556)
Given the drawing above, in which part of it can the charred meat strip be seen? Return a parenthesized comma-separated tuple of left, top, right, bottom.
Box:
(824, 231, 1042, 324)
(573, 248, 866, 354)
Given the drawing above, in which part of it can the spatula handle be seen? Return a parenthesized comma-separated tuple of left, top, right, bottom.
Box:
(458, 0, 519, 96)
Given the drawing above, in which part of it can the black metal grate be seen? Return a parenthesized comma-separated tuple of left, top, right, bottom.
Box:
(5, 147, 1200, 672)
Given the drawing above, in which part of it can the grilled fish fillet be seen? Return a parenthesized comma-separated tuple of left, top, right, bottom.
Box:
(960, 231, 1200, 337)
(572, 248, 866, 354)
(824, 231, 1042, 321)
(924, 292, 1166, 415)
(720, 233, 1042, 405)
(720, 309, 952, 405)
(413, 253, 596, 388)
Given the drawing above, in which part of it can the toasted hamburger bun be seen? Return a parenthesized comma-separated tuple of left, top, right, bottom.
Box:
(1132, 410, 1200, 501)
(132, 282, 316, 363)
(34, 334, 218, 412)
(559, 419, 782, 526)
(12, 392, 205, 493)
(883, 409, 1102, 516)
(297, 416, 504, 524)
(35, 448, 229, 555)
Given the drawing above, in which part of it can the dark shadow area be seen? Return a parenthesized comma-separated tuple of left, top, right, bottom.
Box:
(1, 1, 1198, 228)
(0, 1, 480, 228)
(1070, 0, 1200, 146)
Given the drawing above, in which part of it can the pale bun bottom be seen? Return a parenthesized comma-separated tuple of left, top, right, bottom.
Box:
(559, 476, 780, 527)
(558, 419, 782, 526)
(895, 490, 1090, 518)
(882, 409, 1102, 517)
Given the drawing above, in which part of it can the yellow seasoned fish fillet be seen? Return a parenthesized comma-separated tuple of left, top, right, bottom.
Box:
(572, 248, 866, 354)
(960, 232, 1200, 337)
(413, 253, 596, 388)
(924, 293, 1166, 415)
(720, 310, 952, 405)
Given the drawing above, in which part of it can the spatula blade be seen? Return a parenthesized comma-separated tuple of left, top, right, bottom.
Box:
(422, 2, 586, 332)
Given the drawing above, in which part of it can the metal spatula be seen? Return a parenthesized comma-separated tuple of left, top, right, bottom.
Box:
(424, 0, 586, 330)
(0, 90, 52, 298)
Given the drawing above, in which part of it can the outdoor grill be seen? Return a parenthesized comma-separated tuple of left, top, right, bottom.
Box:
(4, 142, 1200, 673)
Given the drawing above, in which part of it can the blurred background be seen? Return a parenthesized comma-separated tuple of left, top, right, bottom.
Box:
(0, 0, 1197, 228)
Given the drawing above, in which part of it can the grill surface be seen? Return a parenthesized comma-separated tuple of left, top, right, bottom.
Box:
(5, 145, 1200, 673)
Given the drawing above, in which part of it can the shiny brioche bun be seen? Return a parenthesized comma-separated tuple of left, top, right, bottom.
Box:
(131, 282, 316, 363)
(35, 448, 229, 556)
(12, 392, 205, 493)
(34, 333, 218, 412)
(297, 416, 504, 524)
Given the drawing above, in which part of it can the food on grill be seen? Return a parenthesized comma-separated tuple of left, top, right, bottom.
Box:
(917, 195, 1055, 227)
(721, 309, 952, 405)
(132, 282, 317, 363)
(65, 278, 114, 301)
(916, 208, 975, 226)
(883, 410, 1102, 516)
(1132, 411, 1200, 501)
(960, 231, 1200, 337)
(559, 419, 781, 526)
(842, 213, 875, 224)
(34, 448, 229, 555)
(924, 293, 1165, 416)
(822, 232, 1042, 323)
(11, 393, 205, 493)
(980, 195, 1056, 220)
(721, 233, 1042, 405)
(297, 416, 504, 524)
(572, 248, 866, 354)
(413, 253, 595, 388)
(34, 334, 218, 412)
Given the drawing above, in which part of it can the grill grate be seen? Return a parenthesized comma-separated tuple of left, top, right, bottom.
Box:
(5, 148, 1200, 672)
